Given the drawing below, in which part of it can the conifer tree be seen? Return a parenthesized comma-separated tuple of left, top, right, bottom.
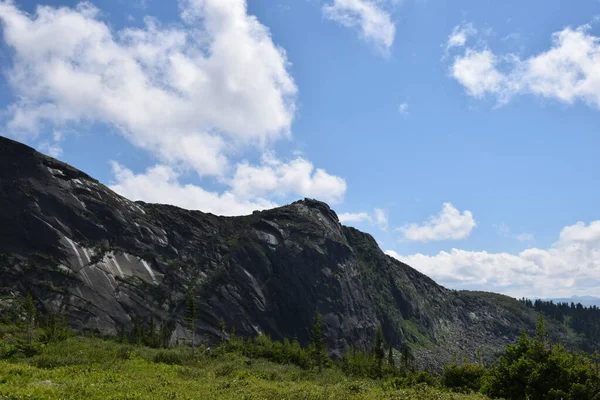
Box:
(373, 327, 385, 376)
(387, 346, 395, 371)
(23, 293, 37, 345)
(309, 311, 328, 371)
(185, 290, 198, 356)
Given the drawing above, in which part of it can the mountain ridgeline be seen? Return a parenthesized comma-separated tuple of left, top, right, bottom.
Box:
(0, 136, 594, 369)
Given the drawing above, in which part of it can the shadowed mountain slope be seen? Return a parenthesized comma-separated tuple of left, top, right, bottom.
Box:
(0, 136, 579, 369)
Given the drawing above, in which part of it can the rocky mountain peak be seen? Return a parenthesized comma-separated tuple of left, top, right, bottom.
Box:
(0, 135, 579, 370)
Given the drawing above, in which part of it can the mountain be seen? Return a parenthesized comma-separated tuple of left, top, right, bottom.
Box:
(546, 296, 600, 308)
(0, 136, 581, 370)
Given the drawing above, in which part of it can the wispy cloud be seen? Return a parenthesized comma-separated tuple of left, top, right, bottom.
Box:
(323, 0, 396, 52)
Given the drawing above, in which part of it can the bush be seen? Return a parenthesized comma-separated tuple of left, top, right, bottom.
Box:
(153, 349, 188, 365)
(32, 351, 86, 369)
(38, 314, 71, 344)
(442, 362, 487, 393)
(482, 318, 600, 400)
(0, 342, 18, 360)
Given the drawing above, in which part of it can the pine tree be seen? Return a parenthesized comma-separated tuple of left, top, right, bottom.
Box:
(131, 317, 143, 345)
(218, 318, 226, 343)
(373, 327, 385, 377)
(402, 344, 414, 371)
(387, 346, 395, 370)
(309, 311, 328, 371)
(185, 290, 198, 356)
(532, 315, 549, 362)
(23, 293, 37, 345)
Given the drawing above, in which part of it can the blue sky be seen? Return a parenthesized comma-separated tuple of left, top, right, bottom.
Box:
(1, 0, 600, 298)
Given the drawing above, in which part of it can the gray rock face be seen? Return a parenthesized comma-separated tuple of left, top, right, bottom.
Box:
(0, 136, 575, 369)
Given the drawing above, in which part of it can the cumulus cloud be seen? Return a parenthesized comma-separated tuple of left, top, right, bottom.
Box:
(0, 1, 348, 214)
(230, 154, 347, 204)
(447, 24, 600, 108)
(109, 162, 276, 216)
(0, 0, 297, 176)
(338, 212, 372, 224)
(386, 220, 600, 298)
(110, 151, 348, 215)
(338, 208, 388, 230)
(323, 0, 395, 51)
(399, 203, 476, 242)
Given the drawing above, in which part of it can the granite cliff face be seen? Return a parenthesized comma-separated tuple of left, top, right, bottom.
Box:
(0, 136, 571, 369)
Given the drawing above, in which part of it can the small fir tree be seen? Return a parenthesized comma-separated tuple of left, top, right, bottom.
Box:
(185, 290, 198, 356)
(309, 311, 328, 371)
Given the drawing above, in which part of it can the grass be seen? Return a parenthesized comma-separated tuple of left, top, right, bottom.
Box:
(402, 319, 434, 350)
(0, 336, 488, 400)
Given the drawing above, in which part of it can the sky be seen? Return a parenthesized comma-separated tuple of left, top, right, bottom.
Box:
(1, 0, 600, 299)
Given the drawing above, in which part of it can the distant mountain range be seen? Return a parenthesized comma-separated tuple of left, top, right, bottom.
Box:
(546, 296, 600, 307)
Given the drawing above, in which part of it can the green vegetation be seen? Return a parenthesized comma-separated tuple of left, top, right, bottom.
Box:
(0, 333, 485, 400)
(2, 296, 600, 399)
(520, 297, 600, 351)
(401, 318, 434, 349)
(309, 311, 329, 371)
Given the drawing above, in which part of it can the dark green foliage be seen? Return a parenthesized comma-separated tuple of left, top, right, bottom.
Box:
(373, 327, 385, 376)
(401, 344, 415, 371)
(153, 349, 187, 365)
(222, 332, 310, 369)
(22, 293, 36, 345)
(388, 346, 395, 370)
(309, 311, 329, 371)
(383, 371, 439, 390)
(126, 316, 173, 348)
(442, 362, 487, 393)
(520, 297, 600, 350)
(185, 290, 198, 356)
(341, 345, 378, 378)
(38, 314, 71, 344)
(482, 317, 600, 400)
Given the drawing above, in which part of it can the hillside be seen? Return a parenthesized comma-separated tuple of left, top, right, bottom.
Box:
(0, 136, 580, 370)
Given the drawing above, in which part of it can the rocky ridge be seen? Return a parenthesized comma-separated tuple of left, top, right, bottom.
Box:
(0, 136, 575, 369)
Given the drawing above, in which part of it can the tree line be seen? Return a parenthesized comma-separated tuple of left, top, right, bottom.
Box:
(519, 297, 600, 349)
(3, 292, 600, 399)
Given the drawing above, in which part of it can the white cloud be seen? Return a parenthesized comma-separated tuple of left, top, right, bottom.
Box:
(399, 203, 476, 242)
(37, 141, 63, 158)
(37, 129, 65, 158)
(398, 102, 409, 116)
(339, 212, 372, 224)
(110, 151, 348, 215)
(109, 162, 276, 216)
(446, 23, 476, 50)
(374, 208, 388, 231)
(0, 0, 297, 177)
(323, 0, 395, 51)
(448, 24, 600, 109)
(230, 154, 347, 204)
(386, 220, 600, 298)
(338, 208, 388, 230)
(451, 49, 506, 98)
(0, 1, 348, 215)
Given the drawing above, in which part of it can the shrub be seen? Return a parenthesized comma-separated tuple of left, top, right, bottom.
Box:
(442, 362, 487, 393)
(153, 349, 188, 365)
